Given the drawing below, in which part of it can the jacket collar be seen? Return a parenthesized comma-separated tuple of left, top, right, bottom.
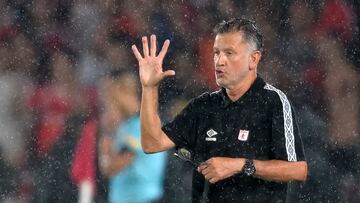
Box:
(219, 76, 265, 108)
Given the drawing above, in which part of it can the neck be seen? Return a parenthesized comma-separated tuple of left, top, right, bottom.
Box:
(226, 73, 256, 102)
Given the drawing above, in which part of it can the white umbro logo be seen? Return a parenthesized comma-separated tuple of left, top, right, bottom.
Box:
(238, 129, 249, 141)
(206, 129, 218, 137)
(206, 129, 218, 141)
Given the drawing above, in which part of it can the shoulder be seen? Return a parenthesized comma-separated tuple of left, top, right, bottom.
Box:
(181, 90, 223, 115)
(191, 89, 222, 106)
(261, 83, 293, 109)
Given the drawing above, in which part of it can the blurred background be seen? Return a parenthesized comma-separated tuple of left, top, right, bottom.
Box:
(0, 0, 359, 202)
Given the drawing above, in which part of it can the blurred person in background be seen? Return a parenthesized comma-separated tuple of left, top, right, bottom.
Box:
(27, 49, 82, 159)
(0, 30, 34, 201)
(132, 17, 307, 202)
(28, 49, 93, 203)
(277, 1, 333, 202)
(99, 70, 166, 203)
(317, 35, 360, 202)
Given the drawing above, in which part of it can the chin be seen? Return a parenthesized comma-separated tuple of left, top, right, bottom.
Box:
(215, 80, 227, 88)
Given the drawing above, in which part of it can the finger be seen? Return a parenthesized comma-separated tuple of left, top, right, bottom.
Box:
(150, 34, 157, 57)
(131, 45, 143, 61)
(158, 39, 170, 59)
(209, 177, 218, 184)
(197, 162, 208, 172)
(201, 161, 208, 165)
(199, 161, 208, 168)
(161, 70, 175, 78)
(202, 168, 211, 176)
(142, 36, 149, 57)
(205, 158, 214, 164)
(205, 172, 216, 182)
(205, 175, 209, 181)
(201, 164, 214, 176)
(204, 172, 213, 179)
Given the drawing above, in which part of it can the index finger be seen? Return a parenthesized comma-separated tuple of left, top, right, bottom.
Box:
(131, 45, 143, 61)
(197, 162, 208, 172)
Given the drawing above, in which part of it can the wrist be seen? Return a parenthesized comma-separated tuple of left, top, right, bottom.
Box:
(142, 85, 159, 90)
(242, 159, 256, 176)
(141, 86, 159, 99)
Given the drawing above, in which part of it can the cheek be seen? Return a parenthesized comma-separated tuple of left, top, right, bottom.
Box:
(232, 57, 248, 69)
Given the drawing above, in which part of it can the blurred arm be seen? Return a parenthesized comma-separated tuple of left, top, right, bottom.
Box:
(99, 136, 135, 177)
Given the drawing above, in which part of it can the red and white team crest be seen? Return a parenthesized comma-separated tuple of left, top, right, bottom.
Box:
(238, 129, 249, 141)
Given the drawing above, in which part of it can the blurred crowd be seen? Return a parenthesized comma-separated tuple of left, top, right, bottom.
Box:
(0, 0, 359, 202)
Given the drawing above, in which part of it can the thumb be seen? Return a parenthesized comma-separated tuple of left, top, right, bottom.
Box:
(162, 70, 176, 78)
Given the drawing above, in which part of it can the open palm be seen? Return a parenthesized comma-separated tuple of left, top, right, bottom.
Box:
(132, 35, 175, 87)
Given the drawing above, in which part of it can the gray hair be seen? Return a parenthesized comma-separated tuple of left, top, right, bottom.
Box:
(213, 18, 263, 52)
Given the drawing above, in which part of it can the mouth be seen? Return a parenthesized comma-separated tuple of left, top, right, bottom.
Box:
(215, 69, 224, 76)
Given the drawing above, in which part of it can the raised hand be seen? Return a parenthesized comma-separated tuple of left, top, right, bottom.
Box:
(131, 35, 175, 88)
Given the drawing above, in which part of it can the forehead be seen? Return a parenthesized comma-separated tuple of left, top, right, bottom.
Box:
(213, 32, 248, 49)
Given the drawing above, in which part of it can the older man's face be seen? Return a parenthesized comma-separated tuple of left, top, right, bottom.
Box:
(213, 32, 255, 90)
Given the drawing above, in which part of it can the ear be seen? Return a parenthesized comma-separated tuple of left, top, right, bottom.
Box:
(249, 51, 262, 70)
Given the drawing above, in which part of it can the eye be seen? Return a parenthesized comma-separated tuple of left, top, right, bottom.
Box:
(226, 51, 233, 55)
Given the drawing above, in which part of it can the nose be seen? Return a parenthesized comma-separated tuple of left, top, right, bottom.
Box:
(215, 52, 225, 66)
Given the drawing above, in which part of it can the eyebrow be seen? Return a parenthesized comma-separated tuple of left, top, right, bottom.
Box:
(223, 48, 235, 52)
(213, 47, 235, 52)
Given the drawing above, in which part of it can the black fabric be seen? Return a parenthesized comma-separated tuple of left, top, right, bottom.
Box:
(162, 76, 306, 203)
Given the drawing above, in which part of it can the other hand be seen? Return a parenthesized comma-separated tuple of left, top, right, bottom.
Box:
(197, 157, 245, 184)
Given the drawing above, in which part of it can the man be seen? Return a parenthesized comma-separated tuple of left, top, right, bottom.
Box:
(131, 18, 307, 202)
(99, 71, 166, 203)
